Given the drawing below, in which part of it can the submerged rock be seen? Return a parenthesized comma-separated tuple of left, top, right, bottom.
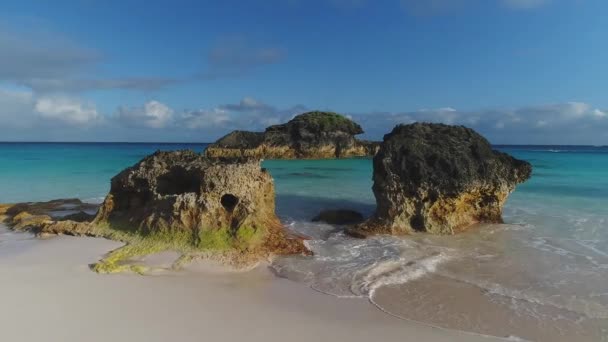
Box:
(0, 199, 97, 234)
(205, 111, 379, 159)
(312, 209, 365, 225)
(350, 123, 532, 236)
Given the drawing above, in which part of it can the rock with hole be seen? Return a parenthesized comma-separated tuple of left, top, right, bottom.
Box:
(95, 150, 307, 256)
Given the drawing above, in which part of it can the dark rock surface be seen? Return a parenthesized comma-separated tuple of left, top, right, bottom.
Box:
(312, 209, 365, 225)
(205, 111, 379, 159)
(351, 123, 532, 236)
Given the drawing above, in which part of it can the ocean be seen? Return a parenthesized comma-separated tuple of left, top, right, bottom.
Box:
(1, 143, 607, 341)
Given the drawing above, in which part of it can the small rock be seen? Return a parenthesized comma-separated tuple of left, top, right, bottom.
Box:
(312, 209, 365, 225)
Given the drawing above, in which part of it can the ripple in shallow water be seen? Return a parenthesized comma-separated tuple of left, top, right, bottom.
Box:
(271, 222, 608, 341)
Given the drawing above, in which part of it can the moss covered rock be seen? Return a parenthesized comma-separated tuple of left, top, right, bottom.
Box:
(205, 111, 379, 159)
(1, 151, 309, 272)
(94, 150, 308, 259)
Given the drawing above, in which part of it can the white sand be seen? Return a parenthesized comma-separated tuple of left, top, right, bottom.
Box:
(0, 234, 505, 342)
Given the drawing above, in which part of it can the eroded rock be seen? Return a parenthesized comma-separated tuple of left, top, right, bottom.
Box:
(1, 151, 309, 270)
(350, 123, 532, 236)
(94, 150, 308, 258)
(0, 199, 97, 234)
(205, 111, 379, 159)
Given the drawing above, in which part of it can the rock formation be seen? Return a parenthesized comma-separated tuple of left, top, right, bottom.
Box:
(350, 123, 532, 236)
(1, 151, 309, 270)
(94, 150, 307, 258)
(0, 199, 98, 236)
(205, 111, 379, 159)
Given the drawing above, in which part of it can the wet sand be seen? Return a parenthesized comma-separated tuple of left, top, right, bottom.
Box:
(0, 232, 506, 342)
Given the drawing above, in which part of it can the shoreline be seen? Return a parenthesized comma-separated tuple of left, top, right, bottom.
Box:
(0, 228, 505, 342)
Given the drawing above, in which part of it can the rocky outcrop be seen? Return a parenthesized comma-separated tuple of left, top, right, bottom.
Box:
(94, 150, 307, 258)
(1, 151, 309, 269)
(350, 123, 532, 236)
(205, 111, 379, 159)
(312, 209, 365, 225)
(0, 199, 98, 235)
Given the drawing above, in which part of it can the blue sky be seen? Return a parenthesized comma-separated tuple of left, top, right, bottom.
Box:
(0, 0, 607, 144)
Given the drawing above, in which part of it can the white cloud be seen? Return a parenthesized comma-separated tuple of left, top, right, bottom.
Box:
(35, 96, 100, 126)
(116, 100, 174, 129)
(2, 91, 608, 144)
(351, 102, 608, 145)
(180, 108, 231, 129)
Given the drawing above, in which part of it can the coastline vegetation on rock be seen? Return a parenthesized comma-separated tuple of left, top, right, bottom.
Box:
(206, 111, 379, 159)
(0, 150, 309, 274)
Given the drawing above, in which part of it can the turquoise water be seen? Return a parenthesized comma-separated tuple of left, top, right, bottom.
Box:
(0, 143, 208, 203)
(1, 143, 607, 340)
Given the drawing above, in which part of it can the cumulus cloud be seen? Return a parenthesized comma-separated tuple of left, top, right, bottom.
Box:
(2, 90, 607, 144)
(35, 96, 100, 126)
(178, 97, 306, 134)
(116, 100, 174, 129)
(180, 108, 232, 130)
(350, 102, 608, 145)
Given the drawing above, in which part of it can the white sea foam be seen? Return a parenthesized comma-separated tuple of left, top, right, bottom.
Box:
(271, 217, 608, 341)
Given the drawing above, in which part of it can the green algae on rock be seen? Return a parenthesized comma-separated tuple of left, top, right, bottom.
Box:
(1, 151, 309, 273)
(350, 123, 532, 236)
(205, 111, 379, 159)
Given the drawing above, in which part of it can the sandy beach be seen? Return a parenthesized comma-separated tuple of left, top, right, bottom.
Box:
(0, 229, 506, 342)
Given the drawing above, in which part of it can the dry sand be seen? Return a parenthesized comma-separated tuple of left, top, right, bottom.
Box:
(0, 233, 506, 342)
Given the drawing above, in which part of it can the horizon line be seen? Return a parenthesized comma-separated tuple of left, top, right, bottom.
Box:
(0, 141, 606, 147)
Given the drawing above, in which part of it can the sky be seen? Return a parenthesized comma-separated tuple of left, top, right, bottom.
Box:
(0, 0, 607, 144)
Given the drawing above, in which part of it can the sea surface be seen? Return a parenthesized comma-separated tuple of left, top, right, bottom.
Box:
(1, 143, 607, 341)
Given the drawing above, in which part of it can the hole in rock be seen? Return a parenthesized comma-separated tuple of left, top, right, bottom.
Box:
(221, 194, 239, 212)
(156, 167, 202, 195)
(410, 214, 426, 232)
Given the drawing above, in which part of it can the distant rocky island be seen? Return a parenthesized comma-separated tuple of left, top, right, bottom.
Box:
(205, 111, 379, 159)
(0, 120, 531, 274)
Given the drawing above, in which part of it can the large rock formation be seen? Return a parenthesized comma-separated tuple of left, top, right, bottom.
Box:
(205, 111, 379, 159)
(350, 123, 532, 236)
(94, 150, 307, 257)
(1, 151, 308, 269)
